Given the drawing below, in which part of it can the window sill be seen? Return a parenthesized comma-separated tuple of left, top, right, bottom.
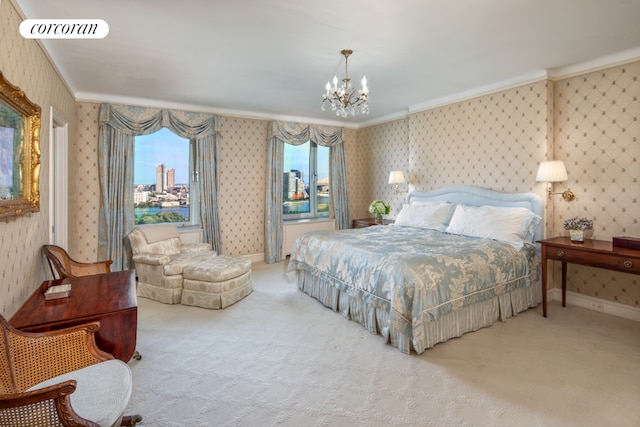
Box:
(135, 223, 202, 243)
(176, 224, 202, 232)
(283, 218, 333, 224)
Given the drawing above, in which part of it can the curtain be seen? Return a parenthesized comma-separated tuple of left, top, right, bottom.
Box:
(264, 121, 349, 264)
(98, 104, 221, 270)
(196, 136, 221, 252)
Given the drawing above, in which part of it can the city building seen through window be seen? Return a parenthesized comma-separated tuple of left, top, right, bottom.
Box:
(134, 128, 196, 225)
(283, 141, 330, 219)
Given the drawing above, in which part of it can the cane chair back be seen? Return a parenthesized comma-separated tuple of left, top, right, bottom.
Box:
(0, 316, 106, 394)
(42, 245, 113, 279)
(0, 315, 118, 427)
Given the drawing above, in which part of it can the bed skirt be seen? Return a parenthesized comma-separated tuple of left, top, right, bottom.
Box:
(294, 265, 542, 354)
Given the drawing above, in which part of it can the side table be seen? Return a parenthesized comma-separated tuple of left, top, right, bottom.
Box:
(537, 237, 640, 317)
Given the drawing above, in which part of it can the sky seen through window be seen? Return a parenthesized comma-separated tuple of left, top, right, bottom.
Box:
(134, 128, 189, 185)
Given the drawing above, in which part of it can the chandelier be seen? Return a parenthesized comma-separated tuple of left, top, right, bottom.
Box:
(321, 49, 369, 117)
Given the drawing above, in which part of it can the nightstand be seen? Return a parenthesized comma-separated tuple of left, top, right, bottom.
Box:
(538, 237, 640, 317)
(351, 218, 395, 228)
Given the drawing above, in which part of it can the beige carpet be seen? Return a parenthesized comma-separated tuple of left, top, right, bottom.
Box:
(126, 261, 640, 426)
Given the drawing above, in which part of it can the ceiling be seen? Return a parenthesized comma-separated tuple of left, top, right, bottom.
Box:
(12, 0, 640, 127)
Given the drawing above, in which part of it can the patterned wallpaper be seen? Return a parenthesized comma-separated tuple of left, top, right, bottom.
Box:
(553, 62, 639, 306)
(217, 116, 268, 256)
(344, 127, 372, 219)
(356, 119, 410, 218)
(409, 81, 550, 195)
(72, 103, 101, 261)
(0, 0, 77, 318)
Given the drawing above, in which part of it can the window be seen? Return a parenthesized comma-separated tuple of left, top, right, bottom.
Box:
(133, 128, 198, 225)
(283, 141, 330, 219)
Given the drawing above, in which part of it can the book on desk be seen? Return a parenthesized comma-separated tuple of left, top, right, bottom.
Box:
(44, 283, 71, 300)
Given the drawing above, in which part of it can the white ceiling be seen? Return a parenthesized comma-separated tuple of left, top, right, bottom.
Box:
(12, 0, 640, 127)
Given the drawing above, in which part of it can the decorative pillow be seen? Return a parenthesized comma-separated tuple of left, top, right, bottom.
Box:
(445, 205, 540, 250)
(394, 203, 454, 231)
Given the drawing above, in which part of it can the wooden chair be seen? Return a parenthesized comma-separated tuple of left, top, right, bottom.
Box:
(0, 315, 141, 426)
(42, 245, 113, 279)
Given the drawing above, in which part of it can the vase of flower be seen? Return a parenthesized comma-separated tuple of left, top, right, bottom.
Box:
(568, 229, 584, 242)
(563, 217, 594, 242)
(369, 200, 390, 225)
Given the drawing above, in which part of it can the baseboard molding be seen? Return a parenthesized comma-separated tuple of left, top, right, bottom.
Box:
(246, 253, 265, 263)
(548, 289, 640, 322)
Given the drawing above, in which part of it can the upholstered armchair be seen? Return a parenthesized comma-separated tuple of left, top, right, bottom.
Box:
(42, 244, 113, 279)
(128, 224, 217, 304)
(0, 315, 139, 427)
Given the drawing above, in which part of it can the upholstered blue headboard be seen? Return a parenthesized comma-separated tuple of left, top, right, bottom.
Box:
(406, 185, 544, 242)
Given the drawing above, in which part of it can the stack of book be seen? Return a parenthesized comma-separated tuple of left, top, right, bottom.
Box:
(44, 283, 71, 300)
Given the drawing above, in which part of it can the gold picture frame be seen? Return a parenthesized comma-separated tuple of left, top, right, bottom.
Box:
(0, 72, 41, 219)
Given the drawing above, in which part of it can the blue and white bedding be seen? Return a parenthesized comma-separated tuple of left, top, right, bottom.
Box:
(286, 224, 541, 354)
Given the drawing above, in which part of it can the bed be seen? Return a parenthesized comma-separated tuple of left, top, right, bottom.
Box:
(285, 186, 544, 354)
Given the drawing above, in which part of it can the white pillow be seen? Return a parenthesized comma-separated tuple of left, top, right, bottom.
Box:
(445, 205, 540, 250)
(394, 203, 454, 231)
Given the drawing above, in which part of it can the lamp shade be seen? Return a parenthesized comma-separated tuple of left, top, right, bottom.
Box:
(388, 170, 406, 185)
(536, 160, 568, 182)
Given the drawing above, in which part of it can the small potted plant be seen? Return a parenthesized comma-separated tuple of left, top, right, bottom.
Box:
(369, 200, 390, 224)
(563, 217, 593, 242)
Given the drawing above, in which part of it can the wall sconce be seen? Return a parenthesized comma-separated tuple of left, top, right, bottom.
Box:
(535, 160, 575, 201)
(388, 170, 407, 195)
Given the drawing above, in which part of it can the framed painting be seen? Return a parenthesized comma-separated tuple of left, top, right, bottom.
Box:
(0, 72, 41, 219)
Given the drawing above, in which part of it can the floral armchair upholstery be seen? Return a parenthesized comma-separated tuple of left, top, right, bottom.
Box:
(128, 224, 217, 304)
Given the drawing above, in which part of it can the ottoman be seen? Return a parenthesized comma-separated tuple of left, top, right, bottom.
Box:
(181, 256, 253, 309)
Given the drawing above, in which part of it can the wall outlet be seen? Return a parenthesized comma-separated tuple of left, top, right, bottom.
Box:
(589, 301, 605, 311)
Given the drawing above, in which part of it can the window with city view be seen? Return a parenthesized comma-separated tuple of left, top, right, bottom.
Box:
(134, 128, 195, 225)
(283, 141, 330, 219)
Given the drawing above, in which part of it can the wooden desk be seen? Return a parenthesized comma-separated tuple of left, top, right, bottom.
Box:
(538, 237, 640, 317)
(352, 218, 395, 228)
(10, 270, 138, 362)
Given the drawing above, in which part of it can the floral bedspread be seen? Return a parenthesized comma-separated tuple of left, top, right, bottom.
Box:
(286, 225, 539, 336)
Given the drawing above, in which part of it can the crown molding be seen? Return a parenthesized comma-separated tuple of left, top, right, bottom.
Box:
(354, 109, 410, 128)
(407, 70, 549, 116)
(547, 47, 640, 79)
